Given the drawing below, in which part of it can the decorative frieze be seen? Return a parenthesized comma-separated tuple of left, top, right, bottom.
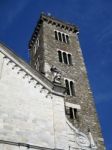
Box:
(2, 55, 55, 99)
(66, 119, 97, 150)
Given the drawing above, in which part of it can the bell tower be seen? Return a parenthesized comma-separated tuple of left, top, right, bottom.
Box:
(29, 13, 105, 149)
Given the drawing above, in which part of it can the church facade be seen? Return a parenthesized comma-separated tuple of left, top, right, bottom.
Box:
(0, 13, 105, 150)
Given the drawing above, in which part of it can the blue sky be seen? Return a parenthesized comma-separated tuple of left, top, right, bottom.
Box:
(0, 0, 112, 149)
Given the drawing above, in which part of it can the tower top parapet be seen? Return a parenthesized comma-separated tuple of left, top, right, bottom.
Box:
(29, 12, 79, 49)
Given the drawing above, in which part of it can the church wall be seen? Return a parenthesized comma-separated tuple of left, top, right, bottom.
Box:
(0, 51, 68, 150)
(41, 21, 105, 149)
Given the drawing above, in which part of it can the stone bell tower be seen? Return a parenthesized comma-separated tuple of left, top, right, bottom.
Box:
(29, 13, 105, 149)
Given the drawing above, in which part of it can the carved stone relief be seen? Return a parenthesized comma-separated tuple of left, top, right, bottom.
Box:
(66, 119, 97, 150)
(50, 65, 61, 84)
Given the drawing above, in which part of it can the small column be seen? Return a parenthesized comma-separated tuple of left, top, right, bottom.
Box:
(88, 128, 97, 149)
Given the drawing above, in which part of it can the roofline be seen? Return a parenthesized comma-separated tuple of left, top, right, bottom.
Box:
(0, 42, 66, 97)
(29, 12, 79, 49)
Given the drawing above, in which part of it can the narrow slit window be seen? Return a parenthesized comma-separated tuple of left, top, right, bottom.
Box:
(65, 79, 70, 95)
(70, 107, 73, 119)
(74, 108, 77, 119)
(58, 51, 62, 62)
(62, 33, 66, 43)
(68, 54, 72, 65)
(70, 81, 75, 96)
(58, 32, 62, 41)
(63, 52, 68, 64)
(66, 35, 69, 44)
(55, 31, 58, 40)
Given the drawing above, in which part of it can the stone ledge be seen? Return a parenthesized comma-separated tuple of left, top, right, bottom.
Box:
(0, 140, 64, 150)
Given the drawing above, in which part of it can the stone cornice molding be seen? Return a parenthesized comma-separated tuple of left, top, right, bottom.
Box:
(29, 13, 79, 49)
(0, 43, 65, 97)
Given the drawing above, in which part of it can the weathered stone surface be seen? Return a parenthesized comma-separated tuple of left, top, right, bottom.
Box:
(30, 15, 105, 150)
(0, 49, 68, 150)
(0, 14, 105, 150)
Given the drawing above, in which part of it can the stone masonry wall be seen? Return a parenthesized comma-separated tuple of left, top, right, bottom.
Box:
(0, 51, 68, 150)
(36, 21, 105, 149)
(30, 24, 45, 73)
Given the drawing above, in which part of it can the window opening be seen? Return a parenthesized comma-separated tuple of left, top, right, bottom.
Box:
(65, 79, 75, 96)
(54, 31, 69, 44)
(74, 108, 77, 119)
(57, 50, 72, 65)
(65, 106, 78, 120)
(62, 33, 66, 43)
(70, 81, 75, 96)
(70, 107, 73, 119)
(58, 51, 62, 63)
(55, 31, 58, 40)
(63, 52, 68, 64)
(58, 32, 62, 41)
(66, 35, 69, 44)
(65, 79, 70, 95)
(68, 54, 72, 65)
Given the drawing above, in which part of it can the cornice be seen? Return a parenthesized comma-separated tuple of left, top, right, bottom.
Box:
(29, 13, 79, 49)
(0, 43, 65, 97)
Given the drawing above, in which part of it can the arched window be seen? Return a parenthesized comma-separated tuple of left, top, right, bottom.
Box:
(54, 31, 58, 40)
(62, 33, 66, 43)
(68, 54, 72, 65)
(65, 79, 75, 96)
(63, 52, 67, 64)
(58, 32, 62, 41)
(65, 79, 70, 95)
(54, 31, 70, 44)
(58, 51, 62, 62)
(57, 50, 72, 65)
(70, 81, 75, 96)
(66, 35, 69, 44)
